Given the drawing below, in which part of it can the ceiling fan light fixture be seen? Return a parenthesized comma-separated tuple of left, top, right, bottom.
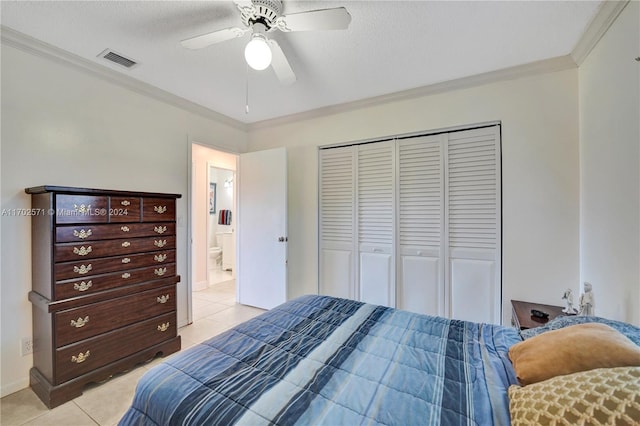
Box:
(245, 34, 272, 71)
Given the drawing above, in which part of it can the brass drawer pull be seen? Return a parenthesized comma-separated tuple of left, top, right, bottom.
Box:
(154, 240, 167, 248)
(121, 226, 130, 232)
(73, 204, 91, 214)
(157, 322, 170, 332)
(73, 264, 92, 275)
(73, 229, 92, 239)
(157, 295, 170, 304)
(154, 254, 167, 262)
(122, 272, 131, 279)
(154, 205, 167, 214)
(70, 316, 89, 328)
(121, 200, 131, 206)
(122, 257, 131, 264)
(73, 246, 92, 256)
(154, 226, 167, 234)
(71, 351, 90, 363)
(121, 241, 131, 248)
(74, 280, 92, 292)
(154, 267, 167, 276)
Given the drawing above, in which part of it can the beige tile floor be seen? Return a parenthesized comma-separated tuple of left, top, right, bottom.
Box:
(0, 279, 265, 426)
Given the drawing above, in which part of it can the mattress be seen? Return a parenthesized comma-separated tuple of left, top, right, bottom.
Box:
(119, 295, 521, 425)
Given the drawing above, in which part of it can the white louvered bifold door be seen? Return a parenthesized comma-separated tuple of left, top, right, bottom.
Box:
(357, 141, 395, 307)
(319, 146, 356, 300)
(446, 126, 501, 323)
(396, 135, 446, 316)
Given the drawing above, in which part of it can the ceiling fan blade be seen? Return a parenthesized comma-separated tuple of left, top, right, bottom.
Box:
(181, 27, 248, 50)
(268, 39, 296, 86)
(278, 7, 351, 32)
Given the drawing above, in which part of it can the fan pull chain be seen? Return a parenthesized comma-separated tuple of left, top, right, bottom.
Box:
(245, 64, 250, 114)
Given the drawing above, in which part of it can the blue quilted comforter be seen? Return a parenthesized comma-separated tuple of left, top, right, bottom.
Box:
(119, 295, 521, 425)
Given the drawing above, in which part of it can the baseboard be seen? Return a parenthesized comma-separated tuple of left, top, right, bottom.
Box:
(192, 280, 208, 292)
(1, 377, 29, 398)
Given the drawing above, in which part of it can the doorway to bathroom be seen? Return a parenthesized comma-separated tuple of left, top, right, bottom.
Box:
(190, 143, 238, 321)
(207, 164, 235, 286)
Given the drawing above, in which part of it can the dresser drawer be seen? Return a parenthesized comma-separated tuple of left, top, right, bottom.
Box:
(55, 285, 176, 347)
(55, 312, 176, 384)
(142, 198, 176, 222)
(54, 250, 175, 282)
(108, 197, 141, 222)
(55, 263, 176, 298)
(55, 236, 176, 262)
(55, 194, 109, 224)
(56, 222, 176, 243)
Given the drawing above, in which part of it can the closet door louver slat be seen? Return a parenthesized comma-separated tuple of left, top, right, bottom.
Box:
(399, 137, 443, 249)
(320, 148, 354, 244)
(358, 144, 394, 246)
(447, 132, 498, 250)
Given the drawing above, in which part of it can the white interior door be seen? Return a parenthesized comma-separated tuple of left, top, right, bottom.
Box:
(238, 147, 287, 310)
(397, 135, 446, 316)
(447, 126, 501, 323)
(319, 146, 356, 300)
(357, 141, 395, 307)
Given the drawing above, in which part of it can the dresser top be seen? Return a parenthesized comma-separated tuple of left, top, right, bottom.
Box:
(25, 185, 181, 199)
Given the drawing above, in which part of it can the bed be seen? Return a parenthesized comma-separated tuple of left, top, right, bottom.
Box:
(119, 295, 640, 425)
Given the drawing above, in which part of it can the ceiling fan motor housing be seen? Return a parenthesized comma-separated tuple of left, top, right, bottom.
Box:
(241, 0, 283, 29)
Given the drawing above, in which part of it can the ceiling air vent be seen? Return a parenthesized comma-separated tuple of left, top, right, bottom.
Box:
(97, 49, 138, 69)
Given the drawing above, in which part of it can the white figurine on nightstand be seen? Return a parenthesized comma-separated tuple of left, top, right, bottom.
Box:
(561, 288, 578, 314)
(579, 282, 595, 316)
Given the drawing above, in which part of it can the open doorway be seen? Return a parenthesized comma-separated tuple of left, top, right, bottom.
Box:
(207, 164, 235, 286)
(191, 143, 238, 321)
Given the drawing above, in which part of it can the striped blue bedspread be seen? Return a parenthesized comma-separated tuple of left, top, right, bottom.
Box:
(119, 295, 521, 425)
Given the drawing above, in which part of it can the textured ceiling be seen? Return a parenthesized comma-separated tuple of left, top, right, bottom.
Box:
(1, 1, 602, 124)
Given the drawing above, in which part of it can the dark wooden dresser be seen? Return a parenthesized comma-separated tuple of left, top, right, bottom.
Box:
(25, 185, 182, 408)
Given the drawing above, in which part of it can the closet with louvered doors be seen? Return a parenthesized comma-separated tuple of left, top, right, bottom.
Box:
(319, 124, 501, 324)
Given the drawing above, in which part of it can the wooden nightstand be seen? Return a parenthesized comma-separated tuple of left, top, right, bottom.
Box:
(511, 300, 567, 330)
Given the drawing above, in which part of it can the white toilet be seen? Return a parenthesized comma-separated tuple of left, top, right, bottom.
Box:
(209, 232, 223, 267)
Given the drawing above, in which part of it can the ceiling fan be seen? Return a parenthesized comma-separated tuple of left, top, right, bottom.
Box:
(181, 0, 351, 85)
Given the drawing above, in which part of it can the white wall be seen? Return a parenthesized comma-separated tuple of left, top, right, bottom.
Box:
(0, 44, 246, 397)
(248, 68, 581, 323)
(579, 1, 639, 324)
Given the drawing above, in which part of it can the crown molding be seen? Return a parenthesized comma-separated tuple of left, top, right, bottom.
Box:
(1, 26, 247, 132)
(4, 8, 609, 135)
(571, 0, 629, 65)
(248, 55, 577, 131)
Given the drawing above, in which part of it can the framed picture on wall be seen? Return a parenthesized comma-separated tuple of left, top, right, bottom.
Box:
(209, 182, 216, 215)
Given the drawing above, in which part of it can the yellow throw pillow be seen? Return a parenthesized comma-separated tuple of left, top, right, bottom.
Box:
(508, 366, 640, 426)
(509, 323, 640, 385)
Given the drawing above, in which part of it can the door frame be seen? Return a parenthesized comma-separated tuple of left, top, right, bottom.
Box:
(186, 138, 240, 325)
